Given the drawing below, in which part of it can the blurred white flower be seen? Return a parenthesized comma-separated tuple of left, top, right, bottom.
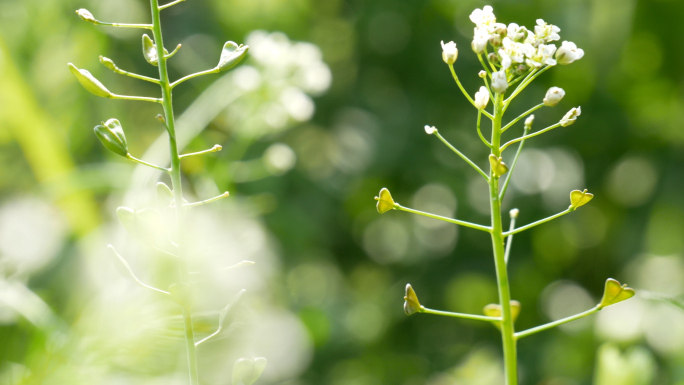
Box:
(556, 41, 585, 65)
(472, 27, 490, 54)
(533, 19, 561, 43)
(498, 49, 511, 69)
(469, 6, 496, 28)
(543, 87, 565, 106)
(560, 106, 581, 127)
(474, 86, 490, 109)
(501, 37, 527, 65)
(524, 114, 535, 127)
(507, 23, 528, 42)
(424, 125, 437, 135)
(525, 43, 557, 68)
(441, 40, 458, 64)
(491, 70, 508, 93)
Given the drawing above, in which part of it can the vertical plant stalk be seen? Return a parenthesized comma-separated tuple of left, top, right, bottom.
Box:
(489, 93, 517, 384)
(148, 1, 199, 383)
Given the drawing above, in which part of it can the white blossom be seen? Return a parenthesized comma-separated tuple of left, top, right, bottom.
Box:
(498, 49, 512, 69)
(469, 6, 496, 28)
(478, 70, 487, 78)
(533, 19, 561, 43)
(472, 27, 490, 54)
(560, 106, 581, 127)
(555, 41, 584, 65)
(501, 37, 527, 65)
(524, 114, 535, 127)
(474, 86, 490, 110)
(441, 41, 458, 64)
(543, 87, 565, 106)
(424, 125, 437, 135)
(491, 70, 508, 94)
(525, 43, 557, 68)
(507, 23, 528, 42)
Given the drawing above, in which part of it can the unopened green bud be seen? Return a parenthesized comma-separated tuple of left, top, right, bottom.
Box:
(217, 41, 249, 71)
(94, 118, 128, 157)
(489, 154, 509, 177)
(68, 63, 112, 98)
(232, 357, 267, 385)
(478, 70, 487, 78)
(75, 8, 95, 23)
(374, 187, 397, 214)
(99, 56, 118, 71)
(142, 34, 159, 66)
(569, 189, 593, 209)
(488, 52, 501, 66)
(599, 278, 635, 309)
(156, 114, 166, 124)
(404, 284, 424, 315)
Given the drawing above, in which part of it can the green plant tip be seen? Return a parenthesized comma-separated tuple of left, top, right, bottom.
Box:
(569, 189, 593, 209)
(404, 284, 423, 315)
(68, 63, 112, 98)
(217, 41, 249, 71)
(94, 118, 128, 157)
(599, 278, 635, 309)
(375, 187, 396, 214)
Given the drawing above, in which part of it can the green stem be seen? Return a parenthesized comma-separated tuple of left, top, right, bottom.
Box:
(503, 208, 573, 237)
(515, 306, 600, 340)
(183, 191, 230, 207)
(489, 93, 518, 385)
(110, 93, 162, 103)
(93, 21, 153, 29)
(103, 61, 160, 84)
(498, 126, 530, 202)
(149, 1, 199, 384)
(180, 144, 223, 159)
(500, 122, 562, 152)
(477, 54, 493, 77)
(433, 131, 489, 181)
(476, 110, 492, 148)
(448, 64, 493, 120)
(126, 154, 170, 172)
(422, 307, 501, 322)
(159, 0, 188, 10)
(503, 66, 551, 111)
(171, 68, 220, 88)
(503, 214, 516, 264)
(501, 103, 544, 133)
(395, 204, 491, 233)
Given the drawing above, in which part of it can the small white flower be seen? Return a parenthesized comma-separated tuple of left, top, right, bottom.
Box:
(502, 37, 527, 64)
(469, 6, 496, 28)
(491, 70, 508, 94)
(507, 23, 528, 42)
(498, 49, 512, 69)
(524, 114, 535, 127)
(525, 43, 557, 68)
(424, 125, 437, 135)
(509, 208, 520, 218)
(543, 87, 565, 106)
(534, 19, 561, 43)
(478, 70, 487, 78)
(555, 41, 584, 65)
(472, 26, 490, 54)
(560, 106, 581, 127)
(474, 86, 490, 110)
(441, 41, 458, 64)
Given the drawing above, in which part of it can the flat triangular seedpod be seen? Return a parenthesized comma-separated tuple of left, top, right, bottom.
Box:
(599, 278, 635, 308)
(374, 187, 396, 214)
(570, 189, 593, 209)
(142, 34, 159, 66)
(483, 300, 521, 323)
(217, 41, 249, 71)
(404, 284, 423, 315)
(488, 154, 509, 177)
(68, 63, 112, 98)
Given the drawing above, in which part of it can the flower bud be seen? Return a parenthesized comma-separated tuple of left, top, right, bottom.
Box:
(441, 41, 458, 65)
(404, 284, 424, 315)
(478, 70, 487, 78)
(217, 41, 249, 71)
(94, 119, 128, 157)
(375, 188, 396, 214)
(68, 63, 112, 98)
(491, 70, 508, 94)
(560, 106, 581, 127)
(474, 86, 490, 110)
(524, 114, 535, 128)
(569, 189, 593, 209)
(489, 34, 503, 47)
(489, 154, 509, 177)
(509, 208, 519, 219)
(487, 52, 500, 66)
(99, 56, 118, 71)
(543, 87, 565, 107)
(598, 278, 635, 309)
(555, 41, 584, 65)
(424, 125, 437, 135)
(233, 357, 267, 385)
(75, 8, 95, 23)
(511, 64, 528, 77)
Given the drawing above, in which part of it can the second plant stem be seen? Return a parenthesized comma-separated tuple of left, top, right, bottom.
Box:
(490, 93, 518, 385)
(149, 0, 200, 384)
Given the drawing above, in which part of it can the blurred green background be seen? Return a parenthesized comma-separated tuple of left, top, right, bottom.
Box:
(1, 0, 684, 384)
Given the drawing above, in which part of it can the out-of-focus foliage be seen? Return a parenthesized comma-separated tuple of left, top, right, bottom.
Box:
(1, 0, 684, 384)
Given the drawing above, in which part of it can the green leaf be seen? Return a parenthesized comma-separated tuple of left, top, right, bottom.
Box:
(404, 283, 424, 315)
(217, 41, 249, 72)
(94, 118, 128, 157)
(599, 278, 635, 308)
(488, 154, 509, 178)
(233, 357, 267, 385)
(68, 63, 112, 98)
(569, 189, 593, 209)
(374, 187, 396, 214)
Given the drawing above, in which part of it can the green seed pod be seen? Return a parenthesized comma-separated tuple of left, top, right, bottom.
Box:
(489, 154, 509, 178)
(483, 300, 521, 329)
(232, 357, 267, 385)
(374, 187, 396, 214)
(569, 189, 593, 209)
(142, 34, 159, 66)
(99, 56, 118, 71)
(217, 41, 249, 71)
(404, 284, 423, 316)
(94, 118, 128, 157)
(599, 278, 635, 309)
(68, 63, 112, 98)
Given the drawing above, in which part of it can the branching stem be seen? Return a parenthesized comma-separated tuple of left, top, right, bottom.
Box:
(515, 306, 600, 340)
(433, 131, 489, 181)
(503, 207, 574, 237)
(500, 123, 562, 152)
(422, 307, 502, 322)
(395, 204, 491, 233)
(502, 103, 543, 133)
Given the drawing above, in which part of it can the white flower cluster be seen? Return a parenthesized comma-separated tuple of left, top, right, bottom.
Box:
(469, 6, 583, 73)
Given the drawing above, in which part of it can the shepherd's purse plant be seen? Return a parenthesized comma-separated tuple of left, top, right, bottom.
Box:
(374, 6, 635, 384)
(68, 2, 267, 385)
